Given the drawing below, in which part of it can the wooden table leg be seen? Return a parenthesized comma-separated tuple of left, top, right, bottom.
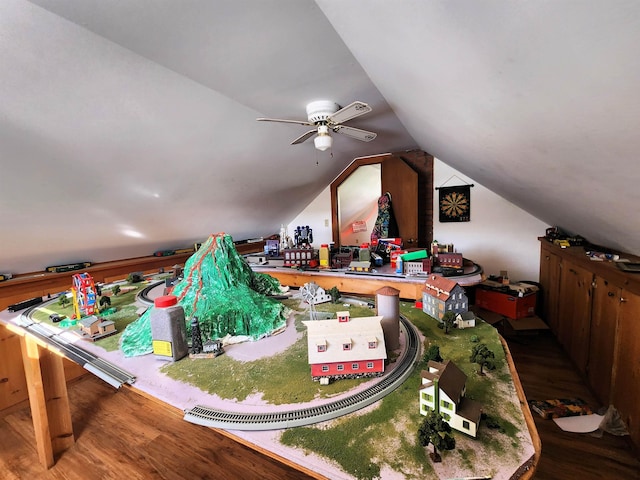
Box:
(20, 335, 75, 468)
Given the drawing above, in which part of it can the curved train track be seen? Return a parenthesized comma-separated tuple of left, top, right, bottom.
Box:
(183, 314, 420, 431)
(21, 286, 421, 431)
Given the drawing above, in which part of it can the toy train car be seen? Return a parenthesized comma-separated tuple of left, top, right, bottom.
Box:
(46, 262, 92, 273)
(153, 247, 197, 257)
(8, 296, 43, 312)
(0, 273, 13, 282)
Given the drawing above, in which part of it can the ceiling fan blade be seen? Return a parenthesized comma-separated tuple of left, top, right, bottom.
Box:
(327, 101, 371, 125)
(291, 129, 317, 145)
(333, 125, 377, 142)
(256, 117, 313, 127)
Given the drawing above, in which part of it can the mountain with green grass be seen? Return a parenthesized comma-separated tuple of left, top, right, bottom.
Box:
(120, 233, 286, 357)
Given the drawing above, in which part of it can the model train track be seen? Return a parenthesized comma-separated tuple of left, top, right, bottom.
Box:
(20, 306, 136, 389)
(183, 314, 420, 431)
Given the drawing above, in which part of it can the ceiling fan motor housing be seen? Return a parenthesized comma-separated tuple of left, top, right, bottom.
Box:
(306, 100, 340, 124)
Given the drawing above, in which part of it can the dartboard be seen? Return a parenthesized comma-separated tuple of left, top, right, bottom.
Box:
(439, 186, 471, 222)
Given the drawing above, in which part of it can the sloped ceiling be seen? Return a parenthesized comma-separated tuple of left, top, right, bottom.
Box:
(2, 0, 639, 274)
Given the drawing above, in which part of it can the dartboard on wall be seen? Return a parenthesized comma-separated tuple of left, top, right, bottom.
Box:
(439, 185, 471, 222)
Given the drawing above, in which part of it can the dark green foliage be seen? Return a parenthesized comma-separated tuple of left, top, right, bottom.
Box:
(112, 284, 121, 296)
(417, 410, 456, 462)
(99, 295, 111, 308)
(470, 334, 479, 343)
(422, 344, 443, 364)
(441, 311, 456, 334)
(470, 343, 496, 374)
(58, 295, 69, 308)
(328, 286, 341, 303)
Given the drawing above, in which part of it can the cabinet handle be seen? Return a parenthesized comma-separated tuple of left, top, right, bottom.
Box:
(608, 292, 615, 297)
(620, 297, 628, 303)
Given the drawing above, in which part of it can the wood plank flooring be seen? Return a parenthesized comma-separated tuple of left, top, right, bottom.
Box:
(1, 330, 638, 479)
(505, 330, 640, 480)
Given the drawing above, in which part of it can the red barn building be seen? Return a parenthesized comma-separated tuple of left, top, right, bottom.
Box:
(303, 311, 387, 383)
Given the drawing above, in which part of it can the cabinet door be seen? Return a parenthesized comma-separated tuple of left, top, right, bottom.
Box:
(539, 246, 561, 334)
(612, 290, 640, 449)
(557, 260, 593, 374)
(381, 157, 418, 248)
(588, 277, 620, 405)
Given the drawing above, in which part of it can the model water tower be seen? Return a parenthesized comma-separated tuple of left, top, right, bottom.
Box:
(375, 286, 400, 351)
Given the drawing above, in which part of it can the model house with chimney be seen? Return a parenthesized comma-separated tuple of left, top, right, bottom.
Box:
(419, 360, 482, 437)
(422, 275, 468, 321)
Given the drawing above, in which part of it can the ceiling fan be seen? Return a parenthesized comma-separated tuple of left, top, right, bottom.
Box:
(257, 100, 377, 151)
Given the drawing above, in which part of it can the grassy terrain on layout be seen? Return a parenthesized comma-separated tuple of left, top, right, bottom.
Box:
(164, 297, 526, 480)
(161, 299, 376, 403)
(31, 283, 145, 352)
(281, 302, 524, 480)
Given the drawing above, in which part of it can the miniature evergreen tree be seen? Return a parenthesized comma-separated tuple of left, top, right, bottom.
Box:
(470, 343, 496, 375)
(417, 410, 456, 463)
(99, 295, 111, 308)
(58, 295, 69, 308)
(441, 311, 456, 334)
(422, 344, 443, 364)
(112, 284, 121, 296)
(328, 286, 341, 303)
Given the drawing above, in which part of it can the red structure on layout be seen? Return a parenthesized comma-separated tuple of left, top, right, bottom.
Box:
(71, 272, 98, 319)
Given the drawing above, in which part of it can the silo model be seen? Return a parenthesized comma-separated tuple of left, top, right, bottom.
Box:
(375, 286, 400, 351)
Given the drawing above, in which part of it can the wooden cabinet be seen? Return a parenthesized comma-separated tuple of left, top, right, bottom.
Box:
(539, 239, 640, 449)
(539, 248, 561, 334)
(588, 277, 620, 405)
(612, 292, 640, 448)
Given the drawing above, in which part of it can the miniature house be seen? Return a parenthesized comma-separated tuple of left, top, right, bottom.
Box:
(307, 284, 332, 305)
(419, 360, 482, 437)
(422, 275, 468, 321)
(303, 312, 387, 383)
(455, 311, 476, 329)
(78, 315, 116, 340)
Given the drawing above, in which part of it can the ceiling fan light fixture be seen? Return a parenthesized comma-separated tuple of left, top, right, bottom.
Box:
(314, 125, 332, 151)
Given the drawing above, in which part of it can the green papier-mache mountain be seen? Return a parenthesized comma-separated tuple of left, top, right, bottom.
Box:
(120, 233, 286, 357)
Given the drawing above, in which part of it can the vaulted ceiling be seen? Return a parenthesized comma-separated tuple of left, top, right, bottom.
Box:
(2, 1, 639, 273)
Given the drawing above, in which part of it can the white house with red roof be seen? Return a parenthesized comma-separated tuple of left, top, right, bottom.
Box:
(303, 311, 387, 383)
(422, 275, 468, 321)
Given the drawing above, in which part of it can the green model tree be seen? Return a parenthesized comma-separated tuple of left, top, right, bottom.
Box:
(112, 284, 121, 296)
(328, 286, 341, 303)
(422, 344, 443, 364)
(99, 295, 111, 308)
(470, 343, 496, 375)
(441, 311, 456, 334)
(417, 410, 456, 463)
(58, 294, 69, 308)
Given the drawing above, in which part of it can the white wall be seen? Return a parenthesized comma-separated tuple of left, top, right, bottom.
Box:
(289, 158, 549, 281)
(433, 159, 549, 282)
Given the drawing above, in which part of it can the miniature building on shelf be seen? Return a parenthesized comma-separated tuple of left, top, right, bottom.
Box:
(332, 252, 353, 269)
(422, 275, 468, 321)
(404, 258, 433, 276)
(375, 286, 400, 351)
(265, 239, 279, 257)
(283, 247, 314, 267)
(348, 260, 371, 272)
(303, 311, 387, 384)
(436, 252, 464, 269)
(419, 360, 482, 437)
(455, 311, 477, 329)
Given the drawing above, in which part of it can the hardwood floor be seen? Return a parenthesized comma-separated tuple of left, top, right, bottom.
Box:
(1, 330, 638, 479)
(505, 330, 640, 480)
